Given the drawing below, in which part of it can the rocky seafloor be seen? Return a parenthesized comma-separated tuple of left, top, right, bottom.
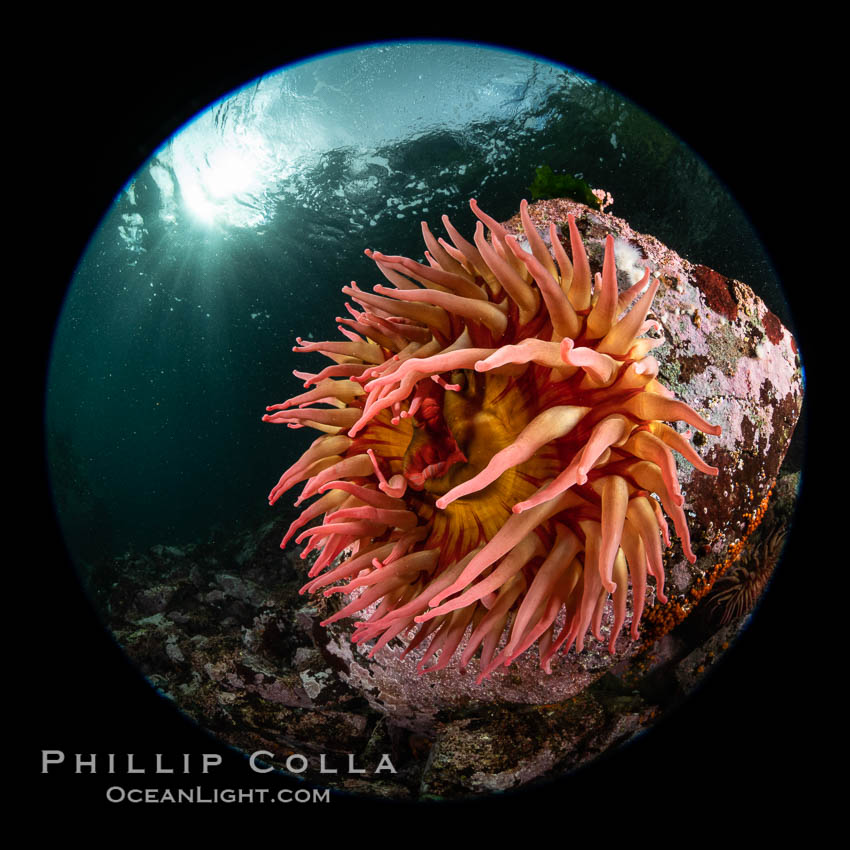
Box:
(90, 469, 798, 799)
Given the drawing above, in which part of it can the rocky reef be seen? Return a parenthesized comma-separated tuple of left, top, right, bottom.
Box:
(94, 200, 803, 799)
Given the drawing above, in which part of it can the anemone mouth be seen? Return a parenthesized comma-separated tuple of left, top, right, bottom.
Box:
(360, 364, 561, 568)
(263, 198, 722, 680)
(419, 369, 536, 493)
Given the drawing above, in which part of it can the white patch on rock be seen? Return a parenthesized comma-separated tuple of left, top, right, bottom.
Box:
(612, 237, 646, 286)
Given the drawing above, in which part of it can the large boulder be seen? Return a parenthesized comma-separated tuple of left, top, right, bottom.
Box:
(316, 198, 803, 728)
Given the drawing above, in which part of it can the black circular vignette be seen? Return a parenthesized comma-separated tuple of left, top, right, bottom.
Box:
(31, 22, 820, 824)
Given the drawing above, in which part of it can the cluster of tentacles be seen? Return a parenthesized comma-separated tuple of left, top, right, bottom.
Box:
(263, 199, 721, 682)
(704, 526, 786, 626)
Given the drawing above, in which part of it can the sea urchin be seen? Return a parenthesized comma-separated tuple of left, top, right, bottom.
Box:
(263, 199, 721, 682)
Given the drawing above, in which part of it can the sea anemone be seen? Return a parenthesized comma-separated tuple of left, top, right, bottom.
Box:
(703, 525, 786, 627)
(263, 199, 721, 681)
